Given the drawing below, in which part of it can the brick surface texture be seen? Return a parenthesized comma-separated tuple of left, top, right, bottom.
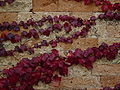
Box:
(0, 0, 120, 90)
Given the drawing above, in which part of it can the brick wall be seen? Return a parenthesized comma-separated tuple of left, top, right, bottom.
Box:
(0, 0, 120, 90)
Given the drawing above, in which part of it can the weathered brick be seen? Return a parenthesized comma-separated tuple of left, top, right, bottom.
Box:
(94, 56, 120, 65)
(94, 20, 107, 39)
(98, 38, 120, 45)
(0, 0, 120, 90)
(70, 12, 94, 19)
(92, 64, 120, 75)
(0, 0, 32, 12)
(93, 16, 120, 45)
(0, 13, 18, 23)
(100, 75, 120, 87)
(106, 21, 120, 38)
(87, 88, 100, 90)
(98, 38, 120, 49)
(0, 56, 19, 71)
(33, 81, 53, 90)
(93, 13, 120, 40)
(33, 0, 58, 12)
(59, 75, 100, 88)
(68, 65, 91, 77)
(0, 66, 10, 71)
(59, 38, 98, 50)
(58, 0, 100, 12)
(52, 88, 86, 90)
(18, 12, 70, 21)
(109, 0, 120, 3)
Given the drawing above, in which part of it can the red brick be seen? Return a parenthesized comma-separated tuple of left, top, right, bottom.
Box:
(33, 0, 58, 12)
(0, 13, 18, 23)
(58, 0, 101, 12)
(92, 64, 120, 75)
(0, 13, 18, 36)
(59, 75, 100, 88)
(100, 75, 120, 87)
(87, 88, 100, 90)
(59, 38, 98, 50)
(106, 21, 120, 38)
